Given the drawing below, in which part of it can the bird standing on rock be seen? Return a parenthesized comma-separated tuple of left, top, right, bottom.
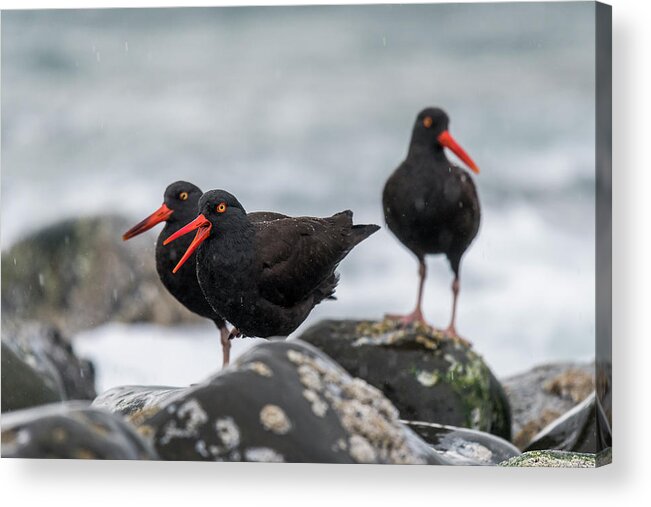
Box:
(382, 107, 481, 339)
(164, 189, 379, 344)
(122, 181, 285, 366)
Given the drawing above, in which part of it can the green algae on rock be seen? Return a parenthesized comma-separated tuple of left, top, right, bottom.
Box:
(298, 319, 511, 441)
(499, 450, 595, 468)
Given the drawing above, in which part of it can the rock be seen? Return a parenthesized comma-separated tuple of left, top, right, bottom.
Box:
(502, 362, 595, 449)
(1, 341, 64, 413)
(403, 420, 520, 465)
(499, 450, 595, 468)
(1, 401, 158, 459)
(93, 385, 184, 425)
(525, 391, 611, 454)
(97, 340, 447, 464)
(1, 322, 96, 412)
(298, 319, 511, 440)
(1, 215, 200, 335)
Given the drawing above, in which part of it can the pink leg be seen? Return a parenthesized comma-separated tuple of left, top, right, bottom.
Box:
(386, 260, 429, 326)
(219, 325, 231, 367)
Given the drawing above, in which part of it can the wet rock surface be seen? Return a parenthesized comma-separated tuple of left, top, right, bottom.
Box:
(1, 341, 64, 413)
(502, 362, 594, 449)
(403, 420, 520, 465)
(298, 319, 511, 440)
(1, 401, 158, 460)
(1, 322, 96, 412)
(499, 450, 595, 468)
(1, 215, 200, 335)
(98, 340, 447, 464)
(525, 391, 610, 454)
(93, 385, 184, 426)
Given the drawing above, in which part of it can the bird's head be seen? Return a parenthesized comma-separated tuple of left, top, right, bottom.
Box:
(163, 189, 248, 274)
(122, 181, 203, 240)
(411, 107, 480, 174)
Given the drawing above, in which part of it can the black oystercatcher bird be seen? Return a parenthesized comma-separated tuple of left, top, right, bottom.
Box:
(164, 189, 379, 340)
(122, 181, 285, 366)
(383, 107, 481, 339)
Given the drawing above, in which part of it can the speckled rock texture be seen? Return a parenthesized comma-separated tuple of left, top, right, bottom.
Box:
(1, 322, 96, 412)
(499, 450, 595, 468)
(525, 391, 611, 455)
(1, 402, 158, 460)
(96, 340, 448, 464)
(502, 362, 595, 449)
(403, 420, 520, 465)
(298, 319, 511, 440)
(1, 215, 201, 335)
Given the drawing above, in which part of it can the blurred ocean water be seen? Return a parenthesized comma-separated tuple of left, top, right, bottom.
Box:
(1, 3, 596, 385)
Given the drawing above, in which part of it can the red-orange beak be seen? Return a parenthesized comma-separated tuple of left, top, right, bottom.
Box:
(437, 130, 480, 174)
(163, 214, 212, 274)
(122, 203, 174, 241)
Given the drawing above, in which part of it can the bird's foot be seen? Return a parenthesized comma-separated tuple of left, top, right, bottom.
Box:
(384, 309, 428, 328)
(443, 325, 472, 348)
(228, 328, 242, 340)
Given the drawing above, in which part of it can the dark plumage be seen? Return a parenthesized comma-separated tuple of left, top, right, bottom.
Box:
(164, 189, 379, 339)
(123, 181, 285, 365)
(382, 107, 481, 337)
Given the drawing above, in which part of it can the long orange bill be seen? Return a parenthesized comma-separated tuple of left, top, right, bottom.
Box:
(123, 203, 174, 240)
(437, 130, 480, 174)
(163, 214, 212, 274)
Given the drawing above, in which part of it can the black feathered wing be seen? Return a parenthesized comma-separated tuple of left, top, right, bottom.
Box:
(254, 213, 356, 308)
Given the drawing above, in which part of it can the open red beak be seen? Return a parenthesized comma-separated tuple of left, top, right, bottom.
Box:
(123, 203, 173, 241)
(163, 214, 212, 274)
(437, 130, 480, 174)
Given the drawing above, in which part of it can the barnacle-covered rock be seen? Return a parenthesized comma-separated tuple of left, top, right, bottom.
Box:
(499, 450, 595, 468)
(299, 319, 511, 440)
(1, 401, 157, 460)
(95, 340, 446, 464)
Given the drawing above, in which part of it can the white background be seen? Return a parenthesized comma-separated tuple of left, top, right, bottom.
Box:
(1, 0, 649, 505)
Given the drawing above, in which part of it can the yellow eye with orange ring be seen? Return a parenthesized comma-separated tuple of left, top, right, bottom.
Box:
(423, 116, 433, 128)
(216, 202, 227, 213)
(179, 191, 189, 201)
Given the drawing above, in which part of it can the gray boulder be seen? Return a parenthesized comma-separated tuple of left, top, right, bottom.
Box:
(403, 420, 520, 465)
(96, 340, 447, 464)
(525, 391, 611, 455)
(1, 322, 96, 412)
(502, 362, 594, 448)
(298, 319, 511, 440)
(1, 402, 157, 460)
(1, 215, 200, 335)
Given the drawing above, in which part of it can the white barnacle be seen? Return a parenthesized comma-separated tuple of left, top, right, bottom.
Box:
(260, 404, 292, 435)
(348, 435, 377, 463)
(159, 399, 208, 445)
(215, 417, 240, 450)
(245, 361, 273, 377)
(303, 389, 328, 417)
(287, 349, 307, 365)
(416, 370, 440, 387)
(298, 364, 323, 391)
(244, 447, 285, 463)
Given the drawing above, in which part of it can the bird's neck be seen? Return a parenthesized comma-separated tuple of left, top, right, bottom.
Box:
(200, 218, 256, 268)
(407, 140, 448, 165)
